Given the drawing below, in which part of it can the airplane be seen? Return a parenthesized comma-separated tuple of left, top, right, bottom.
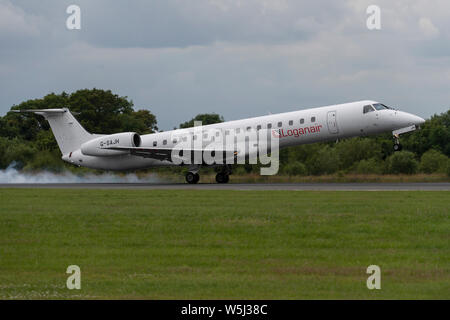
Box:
(14, 100, 425, 184)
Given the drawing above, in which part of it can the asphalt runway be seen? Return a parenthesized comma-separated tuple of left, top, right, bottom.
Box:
(0, 182, 449, 191)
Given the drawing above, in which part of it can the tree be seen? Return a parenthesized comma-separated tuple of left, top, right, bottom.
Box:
(385, 151, 418, 174)
(282, 161, 307, 176)
(403, 110, 450, 157)
(306, 145, 340, 175)
(335, 137, 381, 170)
(5, 89, 158, 136)
(66, 89, 157, 134)
(419, 149, 448, 173)
(0, 89, 158, 171)
(354, 158, 383, 174)
(179, 113, 224, 128)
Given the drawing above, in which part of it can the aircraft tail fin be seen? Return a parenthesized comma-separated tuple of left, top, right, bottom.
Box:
(12, 108, 93, 155)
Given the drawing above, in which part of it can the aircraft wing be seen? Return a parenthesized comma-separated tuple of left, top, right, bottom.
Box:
(104, 146, 238, 162)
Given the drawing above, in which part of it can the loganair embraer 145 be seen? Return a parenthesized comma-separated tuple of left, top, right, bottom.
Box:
(15, 100, 425, 184)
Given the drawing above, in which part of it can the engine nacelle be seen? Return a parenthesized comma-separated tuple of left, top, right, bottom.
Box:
(80, 132, 141, 157)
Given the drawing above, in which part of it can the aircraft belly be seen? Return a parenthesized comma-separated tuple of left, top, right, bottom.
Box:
(79, 154, 170, 170)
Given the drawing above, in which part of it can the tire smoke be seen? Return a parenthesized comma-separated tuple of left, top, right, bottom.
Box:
(0, 163, 161, 183)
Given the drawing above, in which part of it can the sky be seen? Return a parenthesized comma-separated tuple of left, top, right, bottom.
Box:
(0, 0, 449, 130)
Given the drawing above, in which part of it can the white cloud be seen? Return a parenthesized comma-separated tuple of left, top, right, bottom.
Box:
(0, 0, 449, 129)
(418, 17, 439, 38)
(0, 0, 40, 36)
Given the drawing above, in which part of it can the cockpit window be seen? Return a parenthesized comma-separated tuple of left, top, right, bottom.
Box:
(373, 103, 391, 110)
(363, 105, 375, 114)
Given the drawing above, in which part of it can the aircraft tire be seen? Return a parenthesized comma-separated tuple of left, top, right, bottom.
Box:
(216, 173, 229, 184)
(186, 172, 198, 184)
(393, 143, 402, 152)
(193, 173, 200, 183)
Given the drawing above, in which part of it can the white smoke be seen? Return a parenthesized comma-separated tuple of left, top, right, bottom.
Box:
(0, 163, 162, 184)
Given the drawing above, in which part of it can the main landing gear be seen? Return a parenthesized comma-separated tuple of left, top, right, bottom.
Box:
(185, 165, 232, 184)
(215, 172, 229, 184)
(185, 171, 200, 184)
(215, 165, 232, 184)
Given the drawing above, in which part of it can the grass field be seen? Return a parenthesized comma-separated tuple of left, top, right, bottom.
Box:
(0, 189, 448, 299)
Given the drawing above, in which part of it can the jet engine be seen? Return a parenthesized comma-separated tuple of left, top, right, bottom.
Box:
(80, 132, 141, 156)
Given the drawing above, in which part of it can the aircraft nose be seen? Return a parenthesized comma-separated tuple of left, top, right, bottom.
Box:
(416, 116, 426, 125)
(409, 114, 425, 126)
(397, 111, 425, 127)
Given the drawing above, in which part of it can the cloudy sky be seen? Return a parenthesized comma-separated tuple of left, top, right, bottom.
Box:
(1, 0, 449, 129)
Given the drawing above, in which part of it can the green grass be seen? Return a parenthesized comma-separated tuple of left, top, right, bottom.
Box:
(0, 189, 448, 299)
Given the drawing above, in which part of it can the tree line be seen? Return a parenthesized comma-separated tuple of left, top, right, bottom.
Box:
(0, 89, 449, 176)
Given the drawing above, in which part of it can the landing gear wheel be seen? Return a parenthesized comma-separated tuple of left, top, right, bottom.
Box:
(215, 173, 229, 184)
(393, 143, 402, 152)
(186, 172, 199, 184)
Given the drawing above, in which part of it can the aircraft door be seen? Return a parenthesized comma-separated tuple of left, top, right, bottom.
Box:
(327, 111, 339, 134)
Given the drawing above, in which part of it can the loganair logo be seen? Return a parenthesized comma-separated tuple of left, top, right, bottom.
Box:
(272, 125, 323, 138)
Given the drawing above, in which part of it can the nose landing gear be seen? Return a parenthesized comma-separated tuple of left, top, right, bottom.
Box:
(392, 125, 420, 152)
(393, 143, 403, 151)
(393, 133, 403, 152)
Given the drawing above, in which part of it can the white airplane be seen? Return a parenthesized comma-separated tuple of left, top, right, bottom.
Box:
(15, 100, 425, 184)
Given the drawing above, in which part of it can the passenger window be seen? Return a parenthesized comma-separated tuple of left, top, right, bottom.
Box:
(182, 137, 187, 142)
(193, 135, 197, 140)
(225, 130, 230, 135)
(236, 128, 240, 134)
(289, 120, 293, 126)
(300, 118, 304, 124)
(216, 131, 220, 137)
(267, 123, 272, 129)
(163, 140, 167, 145)
(203, 133, 208, 139)
(311, 117, 316, 123)
(153, 141, 157, 147)
(363, 105, 375, 114)
(246, 126, 251, 131)
(172, 138, 178, 144)
(278, 122, 282, 127)
(257, 125, 262, 130)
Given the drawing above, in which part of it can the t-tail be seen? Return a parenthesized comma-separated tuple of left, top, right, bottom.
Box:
(12, 108, 93, 156)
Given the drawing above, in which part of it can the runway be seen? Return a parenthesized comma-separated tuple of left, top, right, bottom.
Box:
(0, 182, 449, 191)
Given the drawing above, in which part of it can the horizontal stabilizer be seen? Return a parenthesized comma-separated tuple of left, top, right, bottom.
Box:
(12, 109, 67, 114)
